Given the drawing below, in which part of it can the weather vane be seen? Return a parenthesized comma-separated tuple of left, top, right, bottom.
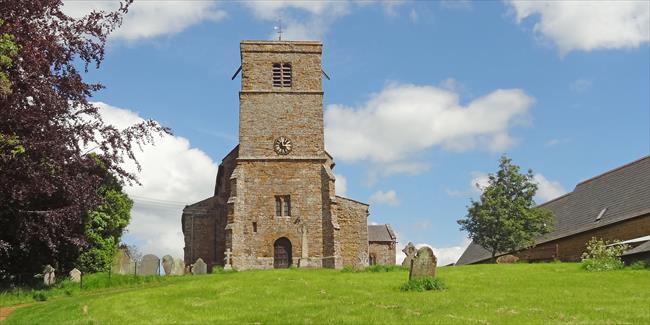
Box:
(274, 18, 283, 41)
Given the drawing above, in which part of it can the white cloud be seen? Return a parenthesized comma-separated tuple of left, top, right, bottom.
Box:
(325, 83, 533, 178)
(507, 1, 650, 54)
(96, 102, 218, 258)
(409, 9, 419, 23)
(533, 173, 568, 203)
(63, 0, 227, 41)
(334, 173, 347, 197)
(243, 1, 352, 40)
(396, 238, 471, 266)
(545, 137, 571, 147)
(369, 190, 400, 206)
(467, 170, 567, 203)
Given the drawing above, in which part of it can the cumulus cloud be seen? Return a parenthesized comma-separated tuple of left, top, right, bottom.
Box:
(507, 1, 650, 54)
(62, 0, 227, 41)
(533, 173, 568, 203)
(96, 102, 218, 258)
(334, 173, 348, 197)
(466, 170, 567, 203)
(243, 1, 352, 40)
(325, 83, 533, 177)
(369, 190, 400, 206)
(396, 238, 471, 266)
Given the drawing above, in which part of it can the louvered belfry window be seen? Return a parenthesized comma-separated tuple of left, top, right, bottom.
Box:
(272, 63, 292, 87)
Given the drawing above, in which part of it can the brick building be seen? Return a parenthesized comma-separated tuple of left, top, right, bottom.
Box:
(457, 156, 650, 265)
(181, 41, 396, 270)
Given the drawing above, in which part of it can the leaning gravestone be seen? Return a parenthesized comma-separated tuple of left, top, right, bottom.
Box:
(496, 254, 519, 264)
(113, 248, 134, 275)
(171, 258, 185, 275)
(409, 246, 437, 280)
(69, 268, 81, 283)
(43, 264, 56, 286)
(192, 258, 207, 275)
(138, 254, 160, 275)
(162, 255, 174, 275)
(401, 242, 417, 267)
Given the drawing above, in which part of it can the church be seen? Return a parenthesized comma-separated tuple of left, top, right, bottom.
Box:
(181, 40, 397, 270)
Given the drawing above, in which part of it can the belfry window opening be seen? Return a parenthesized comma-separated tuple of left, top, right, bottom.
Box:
(272, 62, 292, 87)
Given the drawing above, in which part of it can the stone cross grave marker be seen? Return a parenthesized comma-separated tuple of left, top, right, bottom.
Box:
(193, 258, 207, 275)
(409, 246, 437, 280)
(69, 268, 81, 283)
(162, 255, 174, 275)
(138, 254, 160, 276)
(224, 249, 233, 270)
(401, 242, 416, 268)
(43, 264, 56, 286)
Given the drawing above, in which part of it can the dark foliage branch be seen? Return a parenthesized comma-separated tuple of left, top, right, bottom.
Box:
(0, 0, 170, 280)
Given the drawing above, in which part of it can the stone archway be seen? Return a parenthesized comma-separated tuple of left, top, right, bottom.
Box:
(273, 237, 292, 269)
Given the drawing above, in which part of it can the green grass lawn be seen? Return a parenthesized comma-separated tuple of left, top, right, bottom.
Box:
(2, 263, 649, 324)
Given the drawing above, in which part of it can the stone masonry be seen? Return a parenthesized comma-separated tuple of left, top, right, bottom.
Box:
(182, 41, 396, 270)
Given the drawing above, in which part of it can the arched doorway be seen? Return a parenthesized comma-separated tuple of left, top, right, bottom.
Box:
(273, 237, 292, 269)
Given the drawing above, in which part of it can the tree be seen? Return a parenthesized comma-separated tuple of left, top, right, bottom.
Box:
(457, 155, 554, 262)
(77, 158, 133, 274)
(0, 19, 19, 97)
(0, 0, 168, 281)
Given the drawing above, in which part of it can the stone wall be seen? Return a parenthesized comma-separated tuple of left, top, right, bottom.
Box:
(335, 196, 369, 268)
(369, 242, 396, 265)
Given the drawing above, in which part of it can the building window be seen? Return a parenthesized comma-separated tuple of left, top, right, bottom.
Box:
(252, 222, 258, 233)
(275, 195, 291, 217)
(272, 63, 292, 88)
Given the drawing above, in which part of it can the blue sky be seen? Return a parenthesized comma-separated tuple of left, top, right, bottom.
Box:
(64, 1, 650, 264)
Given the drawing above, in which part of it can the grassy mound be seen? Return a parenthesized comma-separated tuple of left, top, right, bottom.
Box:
(3, 263, 649, 324)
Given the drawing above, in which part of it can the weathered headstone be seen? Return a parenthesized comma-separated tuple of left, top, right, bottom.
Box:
(496, 254, 519, 264)
(69, 268, 81, 283)
(113, 248, 134, 275)
(192, 258, 207, 275)
(162, 255, 174, 275)
(138, 254, 160, 275)
(401, 242, 417, 268)
(43, 264, 56, 286)
(356, 252, 369, 270)
(409, 246, 437, 280)
(171, 257, 185, 275)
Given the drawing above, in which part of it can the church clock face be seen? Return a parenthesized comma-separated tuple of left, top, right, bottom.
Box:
(273, 136, 292, 155)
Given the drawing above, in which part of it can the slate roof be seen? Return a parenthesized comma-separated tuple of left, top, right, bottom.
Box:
(369, 224, 397, 242)
(622, 241, 650, 256)
(457, 156, 650, 265)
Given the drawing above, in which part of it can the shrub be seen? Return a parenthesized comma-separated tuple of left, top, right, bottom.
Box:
(400, 277, 446, 292)
(32, 290, 48, 301)
(211, 266, 237, 274)
(581, 238, 628, 271)
(627, 261, 650, 270)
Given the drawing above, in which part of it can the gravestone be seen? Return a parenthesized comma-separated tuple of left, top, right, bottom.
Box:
(171, 257, 185, 275)
(496, 254, 519, 264)
(192, 258, 207, 275)
(138, 254, 160, 275)
(409, 246, 437, 280)
(401, 242, 417, 268)
(224, 249, 233, 270)
(113, 248, 134, 275)
(356, 252, 369, 270)
(69, 268, 81, 283)
(162, 255, 174, 275)
(43, 265, 56, 286)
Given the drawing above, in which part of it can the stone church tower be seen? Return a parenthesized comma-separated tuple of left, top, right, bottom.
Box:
(182, 41, 394, 270)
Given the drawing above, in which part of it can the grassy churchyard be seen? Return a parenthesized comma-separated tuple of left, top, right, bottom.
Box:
(1, 263, 648, 324)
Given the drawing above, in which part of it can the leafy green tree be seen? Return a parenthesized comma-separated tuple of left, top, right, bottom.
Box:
(458, 155, 554, 262)
(0, 19, 19, 97)
(78, 165, 133, 273)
